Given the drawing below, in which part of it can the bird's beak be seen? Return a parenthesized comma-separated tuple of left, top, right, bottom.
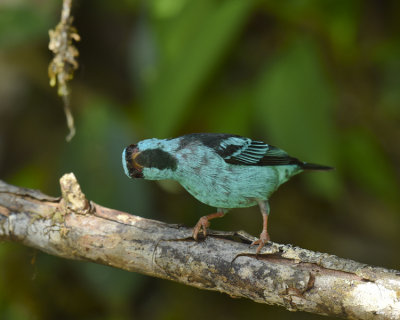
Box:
(131, 150, 143, 170)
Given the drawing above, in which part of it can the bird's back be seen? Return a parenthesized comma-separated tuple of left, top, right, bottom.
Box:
(172, 136, 301, 208)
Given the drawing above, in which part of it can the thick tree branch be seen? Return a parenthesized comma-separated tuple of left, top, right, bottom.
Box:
(0, 174, 399, 319)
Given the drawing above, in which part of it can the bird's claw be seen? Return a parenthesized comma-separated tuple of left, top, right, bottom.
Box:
(251, 230, 270, 254)
(192, 216, 210, 241)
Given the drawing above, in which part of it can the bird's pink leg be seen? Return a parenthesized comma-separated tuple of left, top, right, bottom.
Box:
(251, 200, 270, 254)
(192, 211, 225, 240)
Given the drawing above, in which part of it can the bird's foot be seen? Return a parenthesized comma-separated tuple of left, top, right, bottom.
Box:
(250, 230, 270, 254)
(192, 216, 210, 241)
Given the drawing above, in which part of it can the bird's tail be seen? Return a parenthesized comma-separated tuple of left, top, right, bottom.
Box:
(301, 162, 334, 171)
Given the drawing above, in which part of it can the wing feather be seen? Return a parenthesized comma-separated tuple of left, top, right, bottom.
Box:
(217, 137, 301, 167)
(181, 133, 302, 167)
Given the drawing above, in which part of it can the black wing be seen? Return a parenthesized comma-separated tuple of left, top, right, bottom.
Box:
(185, 133, 302, 167)
(221, 138, 302, 166)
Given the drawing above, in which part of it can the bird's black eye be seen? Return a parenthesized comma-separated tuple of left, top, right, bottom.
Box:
(125, 144, 137, 159)
(136, 149, 177, 171)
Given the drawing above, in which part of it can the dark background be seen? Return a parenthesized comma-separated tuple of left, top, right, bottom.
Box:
(1, 0, 399, 319)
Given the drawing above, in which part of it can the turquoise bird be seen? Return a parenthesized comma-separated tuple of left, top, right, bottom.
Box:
(122, 133, 332, 253)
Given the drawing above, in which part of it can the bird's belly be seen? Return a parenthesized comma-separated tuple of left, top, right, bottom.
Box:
(181, 184, 257, 209)
(177, 165, 280, 209)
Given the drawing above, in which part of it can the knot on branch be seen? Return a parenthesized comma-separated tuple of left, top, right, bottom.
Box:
(59, 173, 91, 215)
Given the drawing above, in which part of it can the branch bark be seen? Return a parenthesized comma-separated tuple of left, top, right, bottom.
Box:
(0, 174, 399, 319)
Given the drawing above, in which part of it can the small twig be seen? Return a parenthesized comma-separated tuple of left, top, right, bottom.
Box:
(48, 0, 80, 141)
(62, 95, 75, 142)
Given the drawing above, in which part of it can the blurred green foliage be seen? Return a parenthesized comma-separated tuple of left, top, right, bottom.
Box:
(255, 39, 339, 197)
(0, 0, 399, 319)
(142, 0, 253, 136)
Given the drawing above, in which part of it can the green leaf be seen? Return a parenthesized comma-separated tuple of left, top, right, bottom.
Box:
(254, 38, 341, 198)
(143, 0, 253, 137)
(0, 5, 56, 48)
(343, 128, 400, 205)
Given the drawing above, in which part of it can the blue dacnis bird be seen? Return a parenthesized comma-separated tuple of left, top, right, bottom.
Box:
(122, 133, 333, 253)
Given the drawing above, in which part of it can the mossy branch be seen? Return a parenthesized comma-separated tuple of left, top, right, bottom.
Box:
(0, 174, 399, 320)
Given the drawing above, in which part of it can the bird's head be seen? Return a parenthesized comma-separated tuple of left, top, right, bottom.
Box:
(122, 139, 178, 180)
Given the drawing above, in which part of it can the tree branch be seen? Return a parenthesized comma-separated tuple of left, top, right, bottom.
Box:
(0, 174, 399, 319)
